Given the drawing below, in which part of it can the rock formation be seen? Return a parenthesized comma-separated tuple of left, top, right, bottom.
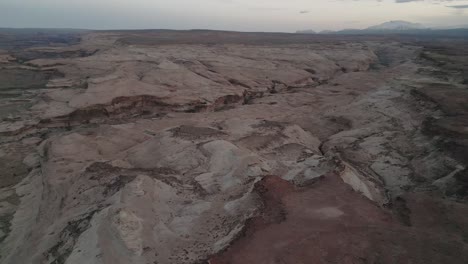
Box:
(0, 30, 467, 264)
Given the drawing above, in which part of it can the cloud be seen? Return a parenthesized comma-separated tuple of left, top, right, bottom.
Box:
(447, 4, 468, 8)
(394, 0, 421, 3)
(394, 0, 467, 3)
(299, 10, 310, 14)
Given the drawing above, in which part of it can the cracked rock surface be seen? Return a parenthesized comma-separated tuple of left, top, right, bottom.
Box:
(1, 30, 468, 264)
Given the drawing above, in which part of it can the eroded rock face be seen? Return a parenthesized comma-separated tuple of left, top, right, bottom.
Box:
(1, 31, 468, 264)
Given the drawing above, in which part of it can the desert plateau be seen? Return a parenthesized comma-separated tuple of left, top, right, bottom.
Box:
(0, 29, 468, 264)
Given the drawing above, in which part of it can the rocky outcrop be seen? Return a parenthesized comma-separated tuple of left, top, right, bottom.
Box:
(1, 31, 468, 264)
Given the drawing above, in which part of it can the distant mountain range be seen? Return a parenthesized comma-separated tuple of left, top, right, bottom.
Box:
(366, 20, 425, 30)
(297, 20, 468, 37)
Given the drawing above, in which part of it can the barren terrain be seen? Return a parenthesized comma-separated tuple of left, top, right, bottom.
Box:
(0, 30, 468, 264)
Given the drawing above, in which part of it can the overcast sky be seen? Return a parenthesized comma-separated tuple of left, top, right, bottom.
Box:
(1, 0, 467, 32)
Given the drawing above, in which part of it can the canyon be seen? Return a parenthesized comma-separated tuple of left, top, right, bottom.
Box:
(0, 30, 468, 264)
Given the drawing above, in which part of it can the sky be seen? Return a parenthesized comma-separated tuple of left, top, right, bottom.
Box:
(0, 0, 468, 32)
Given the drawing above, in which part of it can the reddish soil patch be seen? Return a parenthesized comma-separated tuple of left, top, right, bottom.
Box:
(209, 175, 468, 264)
